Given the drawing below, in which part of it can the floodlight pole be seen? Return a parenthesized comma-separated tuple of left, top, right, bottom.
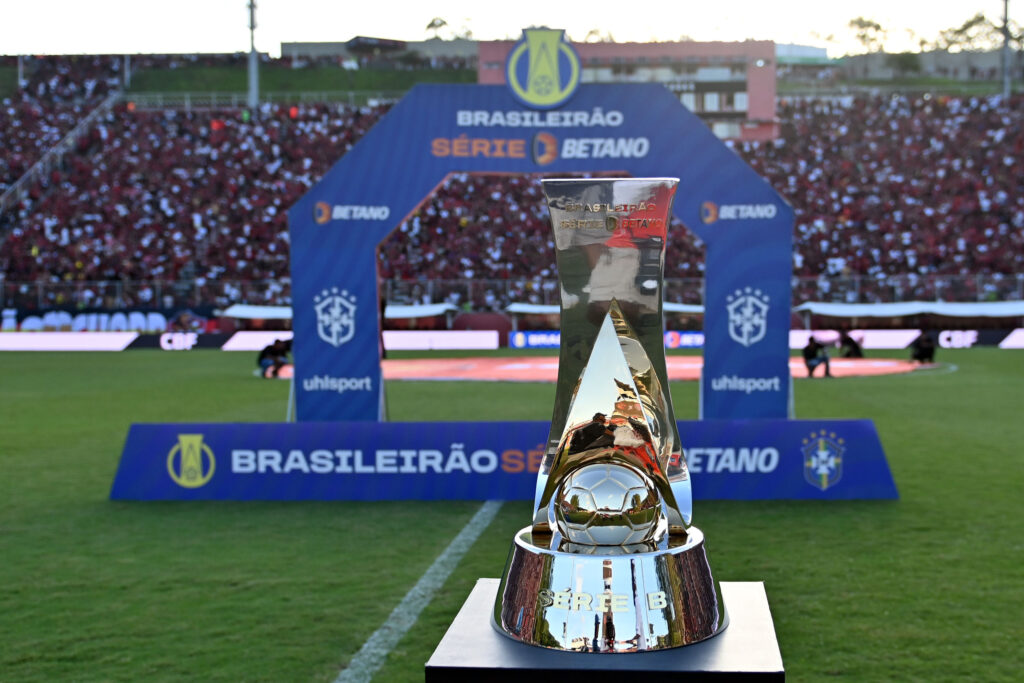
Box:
(1003, 0, 1012, 98)
(247, 0, 259, 109)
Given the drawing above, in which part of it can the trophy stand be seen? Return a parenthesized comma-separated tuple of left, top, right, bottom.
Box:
(428, 579, 782, 681)
(428, 178, 783, 676)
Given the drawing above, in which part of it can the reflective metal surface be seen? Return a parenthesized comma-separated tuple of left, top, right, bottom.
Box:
(555, 462, 660, 546)
(494, 526, 726, 652)
(534, 178, 691, 536)
(494, 178, 726, 653)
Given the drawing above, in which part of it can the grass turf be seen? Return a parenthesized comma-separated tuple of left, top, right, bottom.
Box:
(1, 349, 1022, 681)
(0, 65, 17, 99)
(126, 67, 476, 94)
(776, 77, 1021, 96)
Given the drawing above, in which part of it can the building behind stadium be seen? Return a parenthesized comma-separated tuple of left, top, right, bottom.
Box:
(479, 38, 780, 141)
(282, 35, 828, 141)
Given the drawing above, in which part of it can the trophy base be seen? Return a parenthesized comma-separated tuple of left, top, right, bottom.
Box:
(428, 580, 783, 681)
(493, 526, 727, 652)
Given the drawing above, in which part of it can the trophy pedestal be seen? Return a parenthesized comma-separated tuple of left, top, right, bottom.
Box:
(426, 579, 784, 681)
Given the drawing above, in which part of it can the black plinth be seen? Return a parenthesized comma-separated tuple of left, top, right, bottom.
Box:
(426, 579, 783, 682)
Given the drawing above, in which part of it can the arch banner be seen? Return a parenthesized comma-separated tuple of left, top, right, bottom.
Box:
(288, 82, 794, 421)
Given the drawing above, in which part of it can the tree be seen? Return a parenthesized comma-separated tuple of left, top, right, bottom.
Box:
(454, 19, 473, 41)
(937, 13, 1000, 52)
(426, 17, 447, 40)
(810, 31, 837, 46)
(584, 29, 616, 43)
(849, 17, 886, 53)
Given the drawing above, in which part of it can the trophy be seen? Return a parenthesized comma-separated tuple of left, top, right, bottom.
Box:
(493, 177, 726, 652)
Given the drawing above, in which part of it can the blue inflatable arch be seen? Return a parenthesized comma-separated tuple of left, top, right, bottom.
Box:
(288, 83, 793, 421)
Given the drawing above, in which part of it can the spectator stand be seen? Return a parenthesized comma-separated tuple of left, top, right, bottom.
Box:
(2, 70, 1021, 320)
(794, 300, 1024, 331)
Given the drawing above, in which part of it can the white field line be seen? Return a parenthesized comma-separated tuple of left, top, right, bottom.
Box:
(906, 362, 960, 377)
(334, 500, 503, 683)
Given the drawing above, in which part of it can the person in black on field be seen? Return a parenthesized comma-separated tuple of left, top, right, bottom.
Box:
(257, 339, 290, 378)
(839, 331, 864, 358)
(380, 294, 388, 360)
(802, 337, 833, 378)
(910, 330, 936, 363)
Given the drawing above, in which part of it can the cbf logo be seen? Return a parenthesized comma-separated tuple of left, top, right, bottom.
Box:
(314, 287, 357, 348)
(803, 430, 844, 491)
(167, 434, 215, 488)
(726, 287, 769, 347)
(506, 28, 581, 109)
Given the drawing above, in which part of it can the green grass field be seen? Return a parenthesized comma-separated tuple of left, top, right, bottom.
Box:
(0, 65, 17, 99)
(126, 67, 476, 94)
(1, 349, 1022, 681)
(777, 77, 1019, 96)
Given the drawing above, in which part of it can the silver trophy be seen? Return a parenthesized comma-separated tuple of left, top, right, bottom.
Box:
(493, 177, 726, 652)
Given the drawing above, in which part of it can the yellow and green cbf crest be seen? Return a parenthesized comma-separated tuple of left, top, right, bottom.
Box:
(506, 28, 581, 109)
(167, 434, 215, 488)
(802, 430, 844, 491)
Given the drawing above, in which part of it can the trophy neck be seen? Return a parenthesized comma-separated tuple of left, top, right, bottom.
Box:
(532, 177, 691, 534)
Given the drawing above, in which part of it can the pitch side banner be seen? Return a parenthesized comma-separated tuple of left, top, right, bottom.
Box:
(289, 30, 793, 422)
(2, 307, 214, 332)
(111, 419, 897, 501)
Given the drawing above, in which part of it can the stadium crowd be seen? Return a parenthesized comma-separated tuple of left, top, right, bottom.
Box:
(0, 51, 407, 194)
(1, 57, 1022, 309)
(1, 55, 123, 192)
(1, 100, 387, 307)
(750, 94, 1024, 303)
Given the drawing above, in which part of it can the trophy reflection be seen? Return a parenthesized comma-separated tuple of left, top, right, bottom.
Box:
(493, 177, 726, 652)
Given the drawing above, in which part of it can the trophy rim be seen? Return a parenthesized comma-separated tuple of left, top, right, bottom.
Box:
(540, 176, 679, 184)
(514, 524, 704, 558)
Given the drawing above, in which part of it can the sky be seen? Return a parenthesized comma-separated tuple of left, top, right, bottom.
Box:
(0, 0, 1018, 58)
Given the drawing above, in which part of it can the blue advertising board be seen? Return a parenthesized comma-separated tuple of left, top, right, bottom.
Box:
(288, 30, 793, 422)
(111, 419, 897, 501)
(510, 330, 705, 349)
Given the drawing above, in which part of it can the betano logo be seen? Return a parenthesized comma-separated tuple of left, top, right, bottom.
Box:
(431, 131, 647, 166)
(700, 201, 719, 224)
(314, 201, 331, 225)
(167, 434, 215, 488)
(532, 132, 559, 165)
(701, 200, 778, 224)
(506, 28, 581, 110)
(314, 201, 390, 224)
